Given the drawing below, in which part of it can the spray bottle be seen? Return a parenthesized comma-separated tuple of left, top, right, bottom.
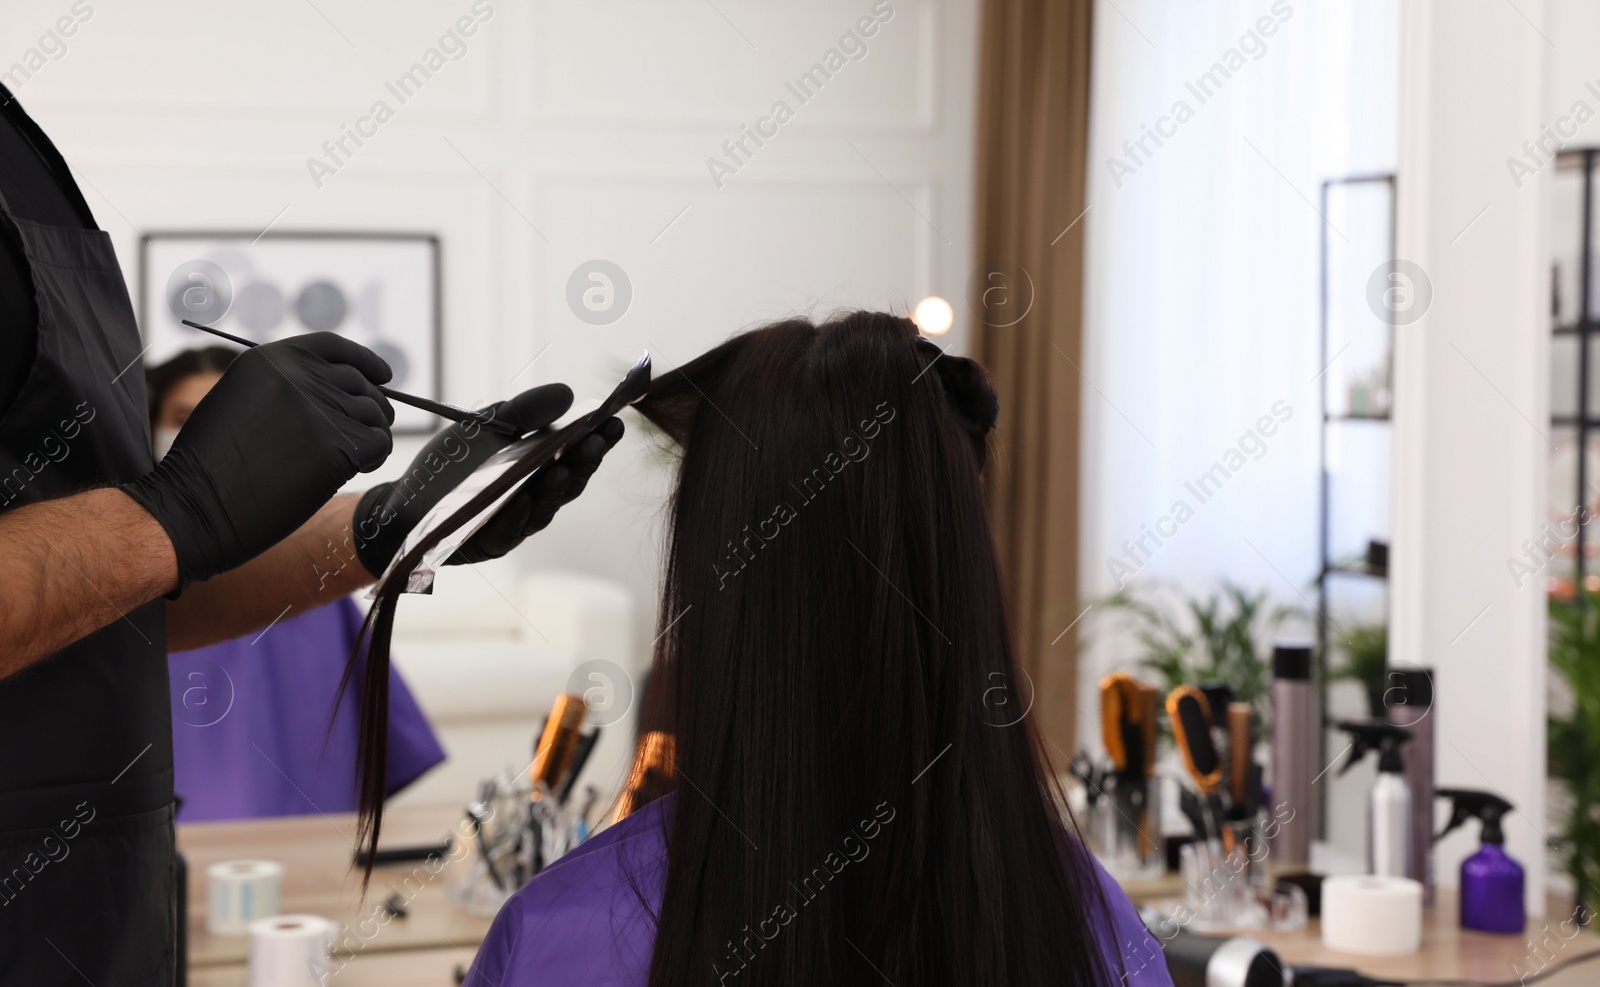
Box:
(1385, 667, 1435, 904)
(1334, 720, 1413, 878)
(1434, 788, 1524, 933)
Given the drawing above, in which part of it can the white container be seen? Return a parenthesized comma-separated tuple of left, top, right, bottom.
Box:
(1321, 875, 1423, 956)
(207, 859, 283, 936)
(248, 914, 335, 987)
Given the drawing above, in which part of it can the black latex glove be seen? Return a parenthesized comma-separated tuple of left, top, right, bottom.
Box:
(351, 383, 624, 578)
(122, 332, 395, 591)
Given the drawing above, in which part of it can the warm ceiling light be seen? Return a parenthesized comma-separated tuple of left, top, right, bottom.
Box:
(913, 295, 953, 336)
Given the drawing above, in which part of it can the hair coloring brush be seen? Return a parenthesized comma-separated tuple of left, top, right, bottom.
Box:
(181, 319, 522, 436)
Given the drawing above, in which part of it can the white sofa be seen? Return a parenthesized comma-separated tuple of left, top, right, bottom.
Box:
(383, 560, 639, 811)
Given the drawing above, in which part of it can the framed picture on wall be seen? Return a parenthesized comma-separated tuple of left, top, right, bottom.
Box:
(138, 232, 442, 433)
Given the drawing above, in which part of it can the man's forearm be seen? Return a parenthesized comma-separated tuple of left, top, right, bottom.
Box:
(165, 493, 378, 651)
(0, 488, 178, 681)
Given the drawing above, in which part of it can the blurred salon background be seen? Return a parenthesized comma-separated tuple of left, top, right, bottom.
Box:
(6, 0, 1598, 981)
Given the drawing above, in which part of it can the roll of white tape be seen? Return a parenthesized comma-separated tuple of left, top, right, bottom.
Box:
(248, 914, 335, 987)
(1321, 875, 1424, 956)
(206, 859, 283, 937)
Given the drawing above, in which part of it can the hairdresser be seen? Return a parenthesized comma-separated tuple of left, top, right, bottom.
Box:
(149, 347, 446, 823)
(0, 81, 623, 984)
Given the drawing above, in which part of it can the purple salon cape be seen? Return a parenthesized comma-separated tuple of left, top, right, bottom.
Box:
(168, 597, 446, 822)
(462, 795, 1176, 986)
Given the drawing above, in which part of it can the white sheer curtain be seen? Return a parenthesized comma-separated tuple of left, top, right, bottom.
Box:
(1076, 0, 1399, 740)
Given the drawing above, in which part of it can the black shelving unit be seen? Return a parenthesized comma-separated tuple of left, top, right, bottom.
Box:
(1554, 149, 1597, 592)
(1315, 172, 1396, 839)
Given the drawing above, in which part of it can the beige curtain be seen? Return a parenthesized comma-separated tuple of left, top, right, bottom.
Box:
(973, 0, 1094, 762)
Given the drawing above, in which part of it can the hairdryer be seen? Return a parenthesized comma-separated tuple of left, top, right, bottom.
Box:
(1156, 928, 1404, 987)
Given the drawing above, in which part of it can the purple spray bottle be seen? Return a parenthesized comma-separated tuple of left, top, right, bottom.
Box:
(1435, 788, 1524, 934)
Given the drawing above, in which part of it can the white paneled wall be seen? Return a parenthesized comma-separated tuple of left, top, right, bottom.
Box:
(3, 0, 978, 669)
(1392, 0, 1550, 918)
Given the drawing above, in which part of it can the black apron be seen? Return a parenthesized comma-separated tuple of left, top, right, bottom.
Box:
(0, 187, 176, 982)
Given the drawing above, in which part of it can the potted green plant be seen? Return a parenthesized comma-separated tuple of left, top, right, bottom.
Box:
(1092, 581, 1300, 730)
(1548, 591, 1600, 907)
(1328, 623, 1387, 718)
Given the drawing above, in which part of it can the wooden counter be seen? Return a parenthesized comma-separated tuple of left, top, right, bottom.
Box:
(188, 947, 469, 987)
(183, 811, 1600, 985)
(178, 804, 495, 972)
(1251, 894, 1597, 986)
(1167, 891, 1600, 985)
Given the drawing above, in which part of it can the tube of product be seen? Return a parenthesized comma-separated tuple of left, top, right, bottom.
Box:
(1386, 667, 1435, 905)
(1270, 644, 1313, 867)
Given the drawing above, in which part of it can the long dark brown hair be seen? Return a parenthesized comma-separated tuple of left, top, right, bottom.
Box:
(629, 312, 1115, 986)
(344, 359, 648, 882)
(348, 312, 1118, 985)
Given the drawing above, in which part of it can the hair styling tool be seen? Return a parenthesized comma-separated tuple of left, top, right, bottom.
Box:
(182, 318, 523, 436)
(1100, 671, 1137, 774)
(1138, 683, 1159, 777)
(614, 730, 677, 823)
(1150, 924, 1404, 987)
(1167, 685, 1223, 840)
(1137, 682, 1160, 851)
(353, 842, 450, 868)
(1100, 671, 1160, 860)
(556, 727, 601, 805)
(1227, 702, 1252, 809)
(1070, 750, 1105, 807)
(1178, 789, 1209, 848)
(532, 694, 588, 794)
(526, 695, 586, 877)
(521, 809, 537, 883)
(1100, 672, 1158, 780)
(575, 785, 601, 843)
(1198, 682, 1235, 721)
(465, 798, 505, 891)
(1158, 930, 1282, 987)
(1199, 681, 1236, 806)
